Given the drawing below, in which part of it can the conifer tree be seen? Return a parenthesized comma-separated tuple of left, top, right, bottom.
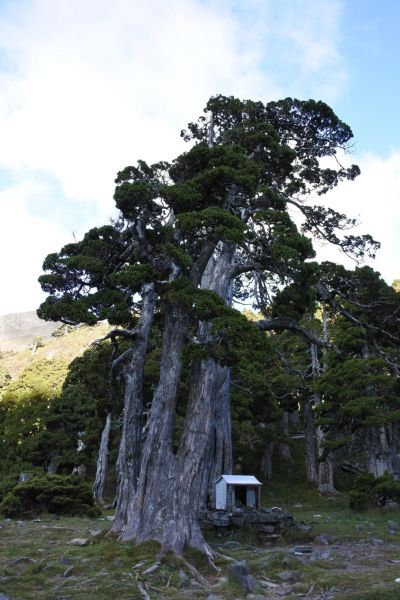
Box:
(38, 95, 377, 555)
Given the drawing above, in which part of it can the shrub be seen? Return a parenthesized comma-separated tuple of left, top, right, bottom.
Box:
(349, 472, 400, 511)
(0, 473, 20, 503)
(0, 474, 100, 518)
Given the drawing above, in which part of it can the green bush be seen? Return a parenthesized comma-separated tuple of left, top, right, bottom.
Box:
(350, 472, 400, 511)
(0, 473, 20, 503)
(0, 474, 100, 518)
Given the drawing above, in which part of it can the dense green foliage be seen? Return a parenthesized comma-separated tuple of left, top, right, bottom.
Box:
(349, 473, 400, 511)
(0, 474, 99, 518)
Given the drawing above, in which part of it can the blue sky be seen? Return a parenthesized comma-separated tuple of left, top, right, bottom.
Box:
(0, 0, 399, 315)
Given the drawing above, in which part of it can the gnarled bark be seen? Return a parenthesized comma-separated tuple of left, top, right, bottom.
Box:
(366, 425, 399, 479)
(261, 441, 274, 480)
(279, 410, 293, 462)
(112, 283, 157, 532)
(119, 243, 235, 554)
(304, 396, 318, 483)
(116, 304, 187, 541)
(93, 411, 112, 504)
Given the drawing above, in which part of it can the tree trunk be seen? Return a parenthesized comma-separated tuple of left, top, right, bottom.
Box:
(289, 409, 300, 428)
(310, 316, 337, 495)
(201, 365, 233, 507)
(112, 284, 157, 532)
(304, 396, 318, 483)
(115, 304, 187, 541)
(93, 411, 112, 504)
(119, 243, 235, 555)
(261, 441, 274, 480)
(279, 410, 293, 462)
(366, 425, 398, 478)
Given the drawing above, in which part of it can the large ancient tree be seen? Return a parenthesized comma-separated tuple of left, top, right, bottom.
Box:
(38, 95, 378, 556)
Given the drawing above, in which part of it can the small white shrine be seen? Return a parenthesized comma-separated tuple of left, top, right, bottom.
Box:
(215, 474, 262, 510)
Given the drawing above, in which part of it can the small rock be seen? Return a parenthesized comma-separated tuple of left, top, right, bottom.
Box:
(314, 533, 330, 545)
(105, 515, 115, 522)
(296, 521, 312, 533)
(63, 566, 74, 578)
(88, 529, 102, 537)
(114, 558, 124, 568)
(178, 569, 189, 589)
(372, 538, 384, 546)
(17, 521, 25, 528)
(387, 500, 399, 509)
(277, 570, 301, 583)
(227, 561, 257, 593)
(58, 557, 72, 565)
(294, 503, 303, 508)
(0, 594, 11, 600)
(293, 545, 313, 554)
(388, 520, 398, 534)
(207, 595, 224, 600)
(356, 524, 364, 531)
(67, 538, 89, 546)
(395, 577, 400, 584)
(310, 548, 332, 561)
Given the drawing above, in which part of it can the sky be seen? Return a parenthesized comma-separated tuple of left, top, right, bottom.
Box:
(0, 0, 399, 316)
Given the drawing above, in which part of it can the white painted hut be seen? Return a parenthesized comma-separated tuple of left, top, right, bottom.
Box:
(215, 475, 262, 510)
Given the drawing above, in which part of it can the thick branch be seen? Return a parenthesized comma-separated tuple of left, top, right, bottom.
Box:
(257, 316, 335, 350)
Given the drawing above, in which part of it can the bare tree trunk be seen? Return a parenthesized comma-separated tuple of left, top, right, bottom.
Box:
(202, 365, 233, 507)
(112, 283, 157, 532)
(116, 304, 187, 541)
(304, 396, 318, 483)
(93, 411, 112, 504)
(366, 425, 397, 478)
(361, 345, 399, 480)
(311, 308, 337, 495)
(279, 410, 293, 462)
(289, 409, 300, 428)
(261, 441, 274, 480)
(119, 243, 235, 555)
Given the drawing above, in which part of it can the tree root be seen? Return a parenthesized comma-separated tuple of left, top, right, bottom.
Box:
(135, 575, 151, 600)
(178, 555, 211, 588)
(212, 549, 235, 563)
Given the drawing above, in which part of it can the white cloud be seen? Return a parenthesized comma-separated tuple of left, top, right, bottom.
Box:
(0, 180, 72, 315)
(313, 150, 400, 285)
(0, 0, 353, 315)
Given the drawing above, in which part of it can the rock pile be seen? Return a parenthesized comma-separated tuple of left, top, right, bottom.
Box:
(198, 507, 295, 536)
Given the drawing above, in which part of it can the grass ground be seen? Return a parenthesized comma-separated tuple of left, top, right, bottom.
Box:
(2, 445, 400, 598)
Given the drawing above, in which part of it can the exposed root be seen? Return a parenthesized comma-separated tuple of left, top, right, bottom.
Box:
(212, 549, 235, 563)
(142, 562, 161, 576)
(135, 574, 151, 600)
(178, 555, 210, 588)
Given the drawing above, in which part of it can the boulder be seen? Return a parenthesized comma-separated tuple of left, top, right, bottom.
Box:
(314, 533, 330, 545)
(227, 561, 257, 593)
